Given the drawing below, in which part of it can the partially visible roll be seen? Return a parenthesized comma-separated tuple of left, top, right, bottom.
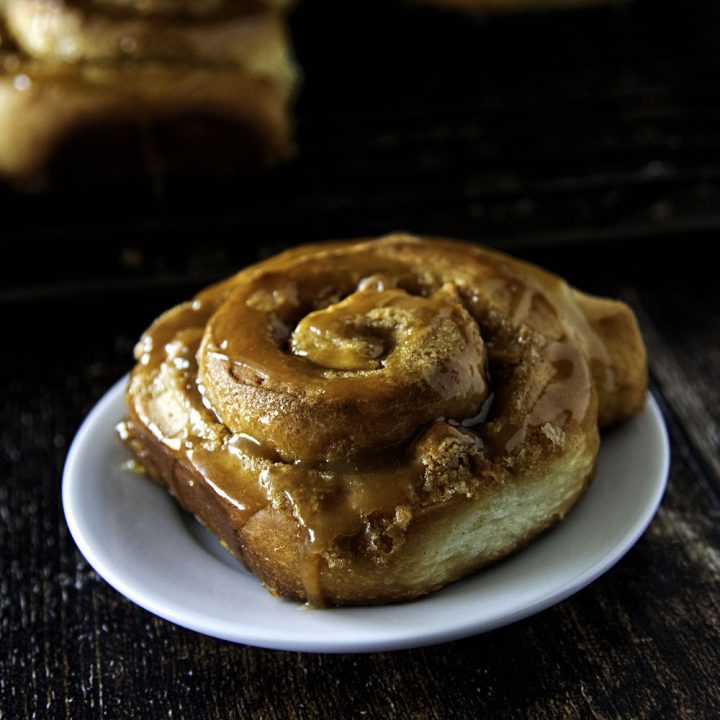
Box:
(0, 2, 297, 189)
(120, 233, 647, 606)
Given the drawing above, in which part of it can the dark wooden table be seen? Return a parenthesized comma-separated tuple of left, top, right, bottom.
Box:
(2, 0, 720, 717)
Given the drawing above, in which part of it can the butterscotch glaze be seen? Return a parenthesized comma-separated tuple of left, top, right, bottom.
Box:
(122, 233, 647, 606)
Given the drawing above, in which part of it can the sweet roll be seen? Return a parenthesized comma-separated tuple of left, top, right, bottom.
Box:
(120, 233, 647, 605)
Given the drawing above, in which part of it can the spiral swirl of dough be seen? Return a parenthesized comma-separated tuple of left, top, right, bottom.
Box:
(198, 260, 489, 462)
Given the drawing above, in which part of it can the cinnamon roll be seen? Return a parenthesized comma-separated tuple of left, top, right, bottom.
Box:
(120, 233, 647, 606)
(0, 2, 296, 188)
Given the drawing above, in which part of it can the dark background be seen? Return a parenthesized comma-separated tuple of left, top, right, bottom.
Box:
(2, 0, 720, 717)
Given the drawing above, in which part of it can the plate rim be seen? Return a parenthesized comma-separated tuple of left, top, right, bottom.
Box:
(63, 376, 670, 653)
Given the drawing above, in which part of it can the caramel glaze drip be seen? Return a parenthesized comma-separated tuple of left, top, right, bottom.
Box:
(123, 235, 605, 606)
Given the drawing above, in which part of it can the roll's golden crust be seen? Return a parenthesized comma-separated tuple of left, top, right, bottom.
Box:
(120, 234, 647, 606)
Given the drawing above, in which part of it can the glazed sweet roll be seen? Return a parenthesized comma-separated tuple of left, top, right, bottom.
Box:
(0, 1, 297, 188)
(119, 233, 647, 606)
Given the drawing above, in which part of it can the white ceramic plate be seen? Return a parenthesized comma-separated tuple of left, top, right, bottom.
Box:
(63, 377, 669, 653)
